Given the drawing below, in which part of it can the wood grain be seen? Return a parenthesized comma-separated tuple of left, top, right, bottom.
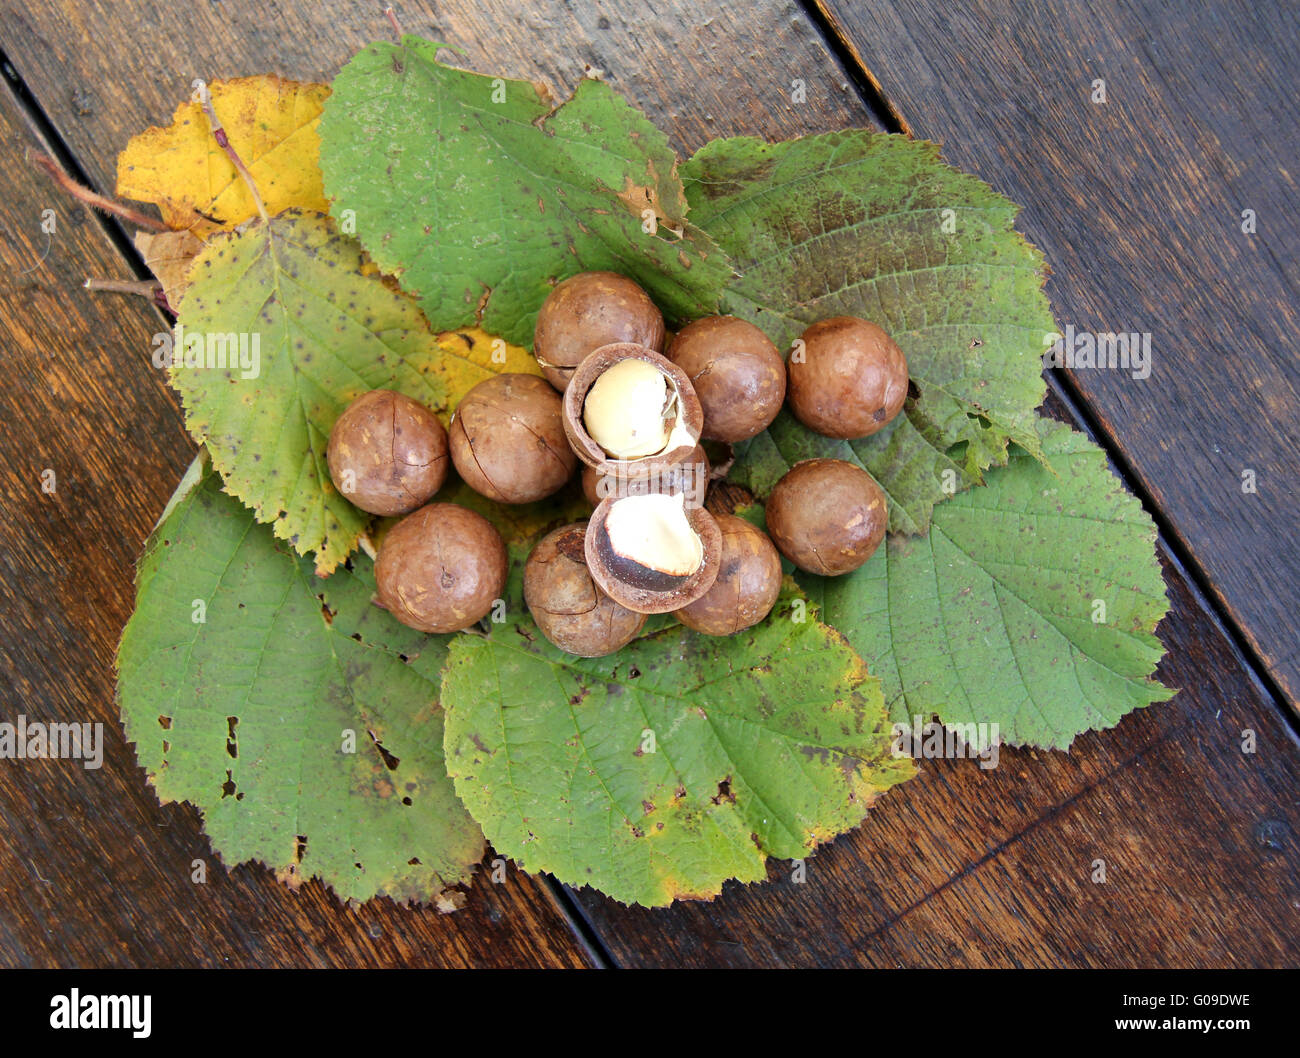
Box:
(0, 84, 592, 969)
(813, 0, 1300, 706)
(0, 0, 875, 193)
(0, 0, 1296, 968)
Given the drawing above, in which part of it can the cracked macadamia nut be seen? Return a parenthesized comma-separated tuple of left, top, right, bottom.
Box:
(375, 503, 507, 633)
(532, 271, 665, 391)
(449, 373, 576, 504)
(563, 343, 703, 476)
(326, 389, 448, 516)
(584, 358, 676, 458)
(666, 316, 786, 442)
(524, 522, 647, 656)
(581, 444, 709, 508)
(787, 316, 909, 439)
(675, 514, 782, 636)
(585, 492, 722, 614)
(765, 458, 887, 575)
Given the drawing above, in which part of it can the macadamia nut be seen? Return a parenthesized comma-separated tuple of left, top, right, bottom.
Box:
(374, 503, 507, 633)
(326, 389, 448, 516)
(765, 458, 887, 575)
(787, 316, 909, 439)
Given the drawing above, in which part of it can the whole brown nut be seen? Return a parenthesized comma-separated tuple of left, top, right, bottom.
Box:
(581, 444, 710, 508)
(666, 316, 786, 442)
(449, 373, 576, 504)
(326, 389, 448, 516)
(374, 503, 507, 633)
(563, 343, 703, 478)
(765, 459, 887, 575)
(533, 271, 665, 391)
(675, 514, 783, 636)
(524, 522, 647, 656)
(787, 316, 909, 439)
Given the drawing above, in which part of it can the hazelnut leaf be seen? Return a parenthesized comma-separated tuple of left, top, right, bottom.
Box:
(318, 38, 732, 346)
(117, 454, 484, 906)
(683, 131, 1055, 535)
(806, 418, 1173, 750)
(440, 580, 915, 907)
(116, 76, 331, 239)
(171, 209, 447, 575)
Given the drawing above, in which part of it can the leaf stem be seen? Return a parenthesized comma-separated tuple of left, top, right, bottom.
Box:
(192, 78, 269, 224)
(384, 6, 404, 39)
(84, 277, 171, 312)
(27, 151, 170, 232)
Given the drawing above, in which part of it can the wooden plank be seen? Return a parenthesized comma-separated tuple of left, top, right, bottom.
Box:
(811, 0, 1300, 706)
(0, 0, 874, 195)
(0, 86, 593, 969)
(1, 0, 1295, 969)
(564, 392, 1300, 967)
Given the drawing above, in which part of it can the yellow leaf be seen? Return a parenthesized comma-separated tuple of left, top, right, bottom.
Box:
(429, 327, 544, 422)
(116, 76, 329, 238)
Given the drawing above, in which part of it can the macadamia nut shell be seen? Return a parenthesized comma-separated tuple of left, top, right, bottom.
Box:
(563, 343, 704, 478)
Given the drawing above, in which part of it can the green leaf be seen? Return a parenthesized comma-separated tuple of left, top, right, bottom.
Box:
(441, 581, 914, 907)
(172, 209, 447, 574)
(683, 132, 1055, 534)
(805, 419, 1173, 750)
(318, 38, 731, 346)
(117, 454, 483, 906)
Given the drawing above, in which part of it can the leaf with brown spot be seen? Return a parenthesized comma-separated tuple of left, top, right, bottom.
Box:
(684, 131, 1056, 535)
(319, 38, 731, 346)
(442, 575, 913, 907)
(117, 455, 483, 905)
(171, 209, 447, 574)
(117, 76, 330, 238)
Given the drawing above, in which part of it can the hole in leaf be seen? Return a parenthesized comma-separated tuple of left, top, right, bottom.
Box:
(295, 835, 308, 863)
(225, 715, 238, 759)
(367, 730, 400, 771)
(157, 716, 172, 730)
(221, 771, 237, 799)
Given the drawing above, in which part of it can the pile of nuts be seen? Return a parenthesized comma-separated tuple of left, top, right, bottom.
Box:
(326, 270, 908, 654)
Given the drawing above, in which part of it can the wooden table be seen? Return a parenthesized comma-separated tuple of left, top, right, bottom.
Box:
(0, 0, 1295, 968)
